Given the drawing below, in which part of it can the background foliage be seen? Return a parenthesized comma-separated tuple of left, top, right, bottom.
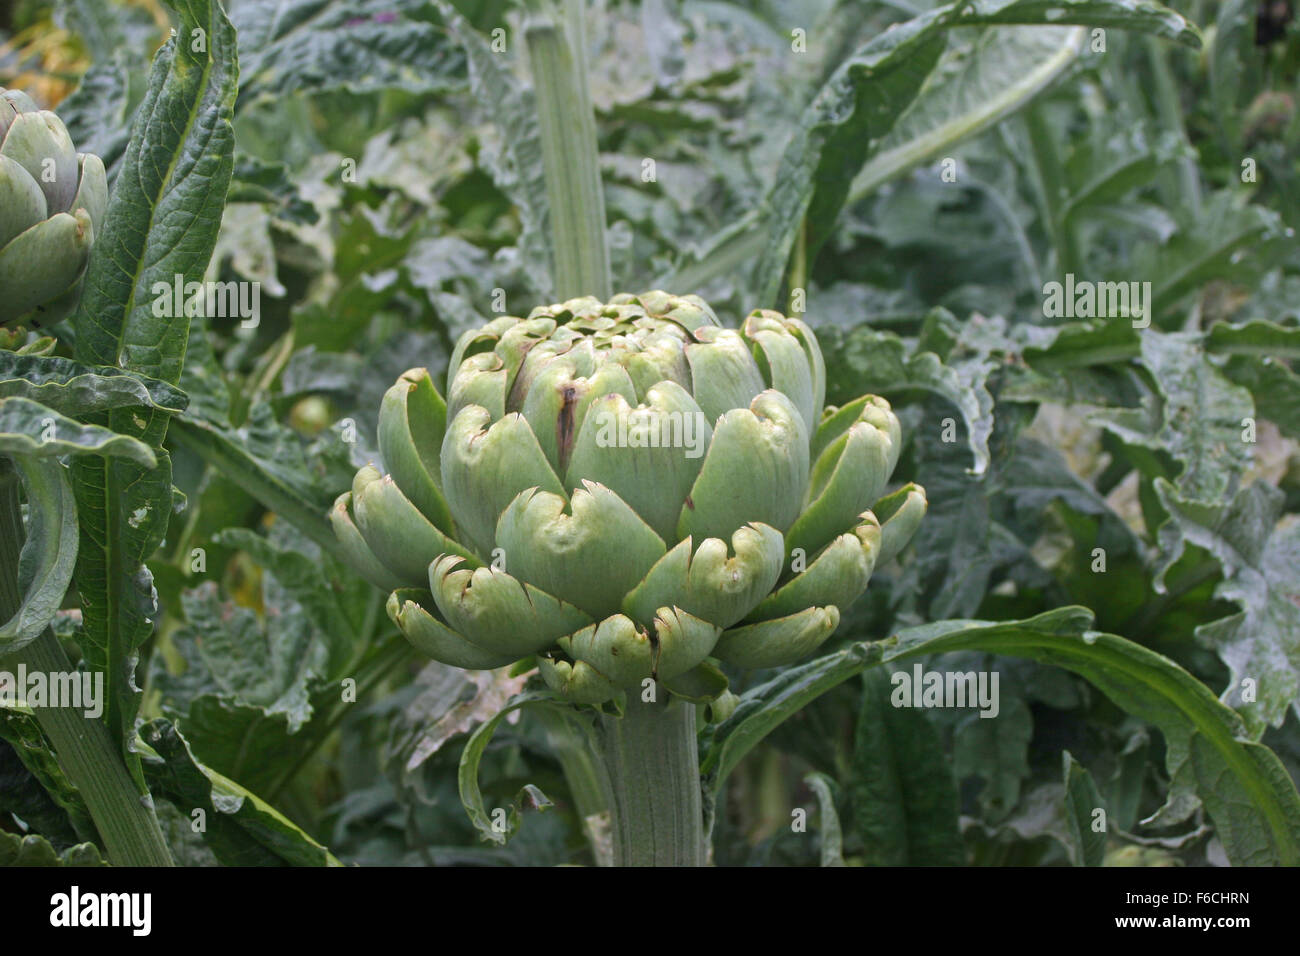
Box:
(2, 0, 1298, 866)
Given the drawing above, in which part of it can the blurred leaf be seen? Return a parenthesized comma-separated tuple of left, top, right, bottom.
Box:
(852, 668, 963, 864)
(1207, 319, 1300, 442)
(432, 0, 551, 298)
(169, 410, 354, 560)
(140, 719, 339, 866)
(1154, 479, 1300, 736)
(955, 687, 1033, 818)
(1060, 122, 1189, 223)
(1062, 751, 1107, 865)
(54, 62, 134, 180)
(803, 772, 845, 866)
(1209, 0, 1266, 149)
(227, 153, 320, 225)
(757, 0, 1200, 304)
(1140, 193, 1288, 317)
(0, 830, 105, 867)
(233, 0, 466, 106)
(1090, 330, 1254, 502)
(818, 319, 995, 474)
(55, 0, 127, 60)
(852, 26, 1085, 200)
(392, 663, 528, 775)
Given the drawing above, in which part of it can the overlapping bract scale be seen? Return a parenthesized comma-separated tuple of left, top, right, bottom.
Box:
(332, 292, 928, 705)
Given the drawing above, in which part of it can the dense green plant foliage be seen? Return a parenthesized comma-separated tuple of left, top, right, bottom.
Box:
(0, 0, 1298, 867)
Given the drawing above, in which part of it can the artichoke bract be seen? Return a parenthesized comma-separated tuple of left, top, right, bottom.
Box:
(0, 87, 107, 328)
(333, 292, 926, 705)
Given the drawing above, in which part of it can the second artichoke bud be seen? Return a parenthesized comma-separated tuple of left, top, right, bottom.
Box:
(0, 87, 107, 328)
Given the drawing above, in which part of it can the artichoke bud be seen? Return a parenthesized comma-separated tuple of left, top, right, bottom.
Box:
(334, 293, 923, 705)
(0, 87, 106, 329)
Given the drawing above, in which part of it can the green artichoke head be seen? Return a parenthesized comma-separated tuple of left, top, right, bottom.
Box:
(0, 87, 107, 329)
(334, 292, 926, 705)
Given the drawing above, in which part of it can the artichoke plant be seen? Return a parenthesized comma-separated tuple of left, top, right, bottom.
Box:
(0, 87, 106, 329)
(332, 291, 926, 706)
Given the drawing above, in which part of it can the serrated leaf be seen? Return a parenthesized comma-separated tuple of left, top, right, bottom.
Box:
(233, 0, 466, 105)
(898, 399, 1037, 620)
(68, 0, 238, 790)
(1207, 320, 1300, 442)
(214, 527, 365, 673)
(139, 720, 339, 866)
(1153, 479, 1300, 736)
(819, 321, 995, 474)
(0, 398, 156, 467)
(166, 581, 323, 732)
(1090, 330, 1254, 502)
(148, 527, 374, 796)
(0, 354, 187, 417)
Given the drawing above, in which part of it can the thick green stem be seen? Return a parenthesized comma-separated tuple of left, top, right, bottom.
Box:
(596, 692, 705, 866)
(526, 0, 612, 300)
(0, 465, 173, 866)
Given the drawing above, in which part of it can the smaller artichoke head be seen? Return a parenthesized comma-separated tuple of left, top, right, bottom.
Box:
(0, 87, 108, 329)
(333, 292, 927, 705)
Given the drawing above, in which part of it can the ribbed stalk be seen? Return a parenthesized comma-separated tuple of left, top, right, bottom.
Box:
(525, 0, 612, 300)
(597, 693, 705, 866)
(0, 463, 173, 866)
